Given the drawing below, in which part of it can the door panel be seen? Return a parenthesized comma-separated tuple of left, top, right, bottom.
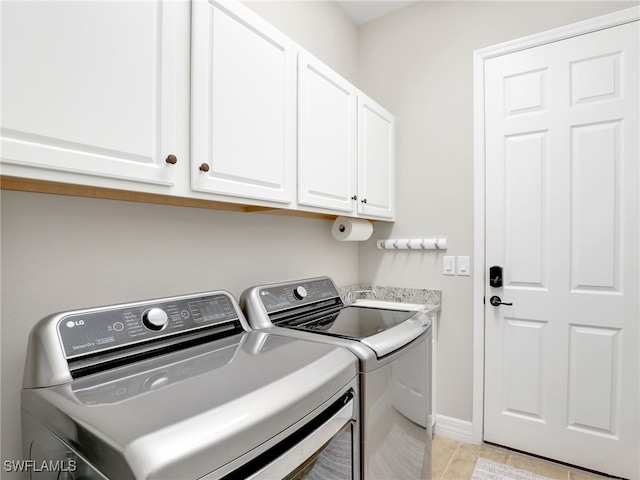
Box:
(570, 121, 620, 292)
(357, 96, 395, 219)
(297, 50, 357, 212)
(567, 325, 620, 437)
(504, 131, 547, 288)
(191, 0, 294, 203)
(501, 318, 547, 422)
(0, 0, 179, 186)
(484, 20, 638, 479)
(570, 52, 621, 105)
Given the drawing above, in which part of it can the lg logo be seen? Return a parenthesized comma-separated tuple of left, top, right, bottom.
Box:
(66, 320, 85, 328)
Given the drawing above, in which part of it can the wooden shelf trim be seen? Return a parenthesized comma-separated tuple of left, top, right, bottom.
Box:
(0, 176, 338, 220)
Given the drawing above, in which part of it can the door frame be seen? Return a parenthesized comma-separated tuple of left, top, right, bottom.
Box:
(471, 6, 640, 445)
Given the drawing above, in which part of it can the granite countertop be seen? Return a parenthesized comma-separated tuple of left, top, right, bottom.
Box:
(339, 284, 441, 314)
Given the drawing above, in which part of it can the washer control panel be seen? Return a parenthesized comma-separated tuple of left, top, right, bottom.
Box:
(58, 293, 239, 359)
(259, 277, 340, 313)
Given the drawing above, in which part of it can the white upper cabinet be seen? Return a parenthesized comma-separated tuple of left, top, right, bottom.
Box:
(358, 95, 395, 219)
(191, 0, 295, 204)
(0, 0, 182, 186)
(297, 50, 358, 213)
(297, 50, 395, 220)
(1, 0, 393, 219)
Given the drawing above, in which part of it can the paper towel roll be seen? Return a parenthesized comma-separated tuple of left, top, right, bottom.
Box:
(331, 216, 373, 241)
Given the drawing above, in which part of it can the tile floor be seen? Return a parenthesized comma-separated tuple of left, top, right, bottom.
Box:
(432, 435, 611, 480)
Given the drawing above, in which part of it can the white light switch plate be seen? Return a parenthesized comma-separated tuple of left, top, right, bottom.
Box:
(457, 256, 470, 276)
(443, 256, 455, 275)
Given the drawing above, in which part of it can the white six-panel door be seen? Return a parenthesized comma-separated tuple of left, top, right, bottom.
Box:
(484, 20, 639, 478)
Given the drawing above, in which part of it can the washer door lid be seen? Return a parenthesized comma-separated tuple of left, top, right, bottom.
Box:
(360, 313, 431, 357)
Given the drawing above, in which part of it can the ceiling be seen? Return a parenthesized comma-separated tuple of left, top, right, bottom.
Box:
(337, 1, 418, 26)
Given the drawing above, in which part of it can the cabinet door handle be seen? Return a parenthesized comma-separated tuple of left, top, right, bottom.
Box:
(351, 195, 357, 201)
(165, 154, 178, 165)
(361, 198, 367, 204)
(199, 163, 210, 172)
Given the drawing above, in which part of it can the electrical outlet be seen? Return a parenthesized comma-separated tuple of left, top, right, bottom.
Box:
(443, 256, 455, 275)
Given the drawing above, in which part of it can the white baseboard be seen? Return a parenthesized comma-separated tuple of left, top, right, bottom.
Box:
(433, 414, 474, 443)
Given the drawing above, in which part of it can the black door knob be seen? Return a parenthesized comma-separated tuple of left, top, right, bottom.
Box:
(490, 296, 513, 306)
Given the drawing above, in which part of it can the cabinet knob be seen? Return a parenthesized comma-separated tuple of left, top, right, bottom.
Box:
(361, 198, 368, 204)
(165, 154, 177, 165)
(199, 163, 210, 172)
(351, 195, 357, 201)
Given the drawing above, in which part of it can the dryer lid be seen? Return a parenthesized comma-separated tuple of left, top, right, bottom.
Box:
(22, 331, 358, 480)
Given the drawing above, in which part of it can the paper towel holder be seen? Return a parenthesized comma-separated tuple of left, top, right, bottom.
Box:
(331, 216, 373, 241)
(377, 238, 447, 250)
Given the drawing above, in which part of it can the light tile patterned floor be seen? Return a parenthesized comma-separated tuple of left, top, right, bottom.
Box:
(432, 436, 612, 480)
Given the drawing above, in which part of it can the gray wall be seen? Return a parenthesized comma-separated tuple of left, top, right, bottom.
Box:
(357, 1, 638, 423)
(0, 2, 359, 471)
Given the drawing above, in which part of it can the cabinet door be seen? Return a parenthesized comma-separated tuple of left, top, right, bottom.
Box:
(358, 96, 395, 219)
(297, 50, 357, 213)
(191, 0, 295, 204)
(0, 1, 180, 186)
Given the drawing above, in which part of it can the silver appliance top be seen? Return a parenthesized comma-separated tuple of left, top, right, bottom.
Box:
(22, 290, 358, 479)
(241, 276, 432, 359)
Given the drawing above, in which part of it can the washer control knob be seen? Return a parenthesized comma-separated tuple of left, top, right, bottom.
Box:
(293, 286, 308, 300)
(142, 308, 169, 331)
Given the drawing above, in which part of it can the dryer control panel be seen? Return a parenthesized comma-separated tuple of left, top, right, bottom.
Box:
(58, 293, 239, 359)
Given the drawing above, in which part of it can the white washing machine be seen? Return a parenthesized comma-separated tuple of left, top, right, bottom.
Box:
(21, 289, 360, 479)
